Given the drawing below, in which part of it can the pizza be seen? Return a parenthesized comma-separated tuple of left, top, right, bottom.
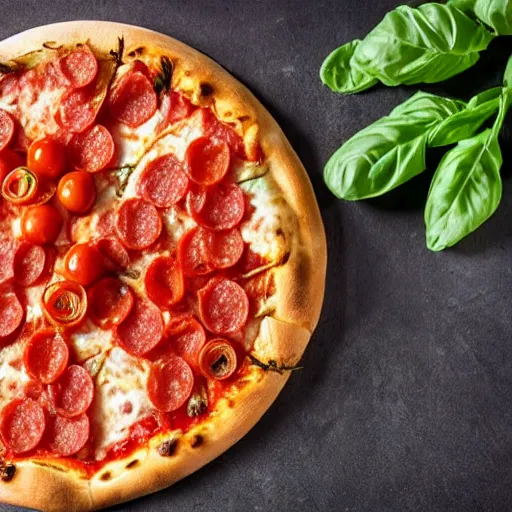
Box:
(0, 21, 326, 511)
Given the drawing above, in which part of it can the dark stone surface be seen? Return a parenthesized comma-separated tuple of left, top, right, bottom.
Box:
(1, 1, 512, 511)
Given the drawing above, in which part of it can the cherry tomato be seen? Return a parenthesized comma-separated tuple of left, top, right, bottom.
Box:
(21, 204, 62, 245)
(64, 243, 104, 286)
(0, 149, 24, 184)
(27, 138, 67, 180)
(57, 171, 96, 214)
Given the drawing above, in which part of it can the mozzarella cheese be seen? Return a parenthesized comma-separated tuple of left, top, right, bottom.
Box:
(0, 342, 29, 411)
(25, 283, 45, 322)
(71, 321, 113, 363)
(91, 347, 152, 459)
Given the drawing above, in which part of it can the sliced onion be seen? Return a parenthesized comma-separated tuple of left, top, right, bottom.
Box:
(198, 339, 237, 380)
(42, 280, 87, 328)
(2, 167, 38, 205)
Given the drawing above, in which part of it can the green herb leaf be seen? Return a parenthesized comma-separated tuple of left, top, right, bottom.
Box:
(425, 91, 509, 251)
(109, 37, 124, 68)
(449, 0, 512, 35)
(248, 355, 302, 374)
(352, 3, 495, 87)
(324, 92, 465, 200)
(428, 87, 502, 147)
(320, 40, 378, 94)
(504, 54, 512, 87)
(153, 56, 173, 94)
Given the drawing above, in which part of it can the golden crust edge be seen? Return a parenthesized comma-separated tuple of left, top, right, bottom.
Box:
(0, 318, 310, 511)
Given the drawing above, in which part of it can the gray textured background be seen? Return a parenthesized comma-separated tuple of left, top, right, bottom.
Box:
(1, 1, 512, 511)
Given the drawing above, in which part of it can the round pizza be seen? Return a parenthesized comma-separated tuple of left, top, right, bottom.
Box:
(0, 21, 326, 511)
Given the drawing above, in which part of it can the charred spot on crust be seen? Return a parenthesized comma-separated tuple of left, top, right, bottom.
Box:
(125, 459, 139, 469)
(157, 438, 178, 457)
(200, 83, 214, 97)
(1, 464, 15, 482)
(190, 435, 204, 448)
(238, 115, 250, 122)
(128, 46, 145, 58)
(99, 471, 112, 481)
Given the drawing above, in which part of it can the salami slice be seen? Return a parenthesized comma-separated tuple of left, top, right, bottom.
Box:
(192, 183, 245, 231)
(13, 243, 46, 286)
(116, 198, 162, 250)
(46, 413, 89, 456)
(177, 226, 214, 276)
(138, 154, 189, 208)
(110, 72, 157, 127)
(185, 136, 230, 186)
(67, 124, 114, 172)
(168, 92, 195, 125)
(185, 185, 207, 218)
(59, 45, 98, 88)
(168, 315, 206, 366)
(202, 108, 246, 159)
(88, 278, 134, 328)
(0, 293, 23, 337)
(0, 109, 14, 152)
(49, 365, 94, 418)
(0, 398, 45, 454)
(58, 88, 96, 133)
(147, 353, 194, 412)
(0, 238, 15, 285)
(145, 254, 184, 307)
(24, 328, 69, 384)
(209, 228, 244, 269)
(198, 277, 249, 334)
(115, 297, 164, 356)
(95, 237, 130, 271)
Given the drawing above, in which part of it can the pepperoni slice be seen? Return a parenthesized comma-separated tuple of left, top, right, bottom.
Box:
(49, 365, 94, 418)
(0, 109, 14, 151)
(145, 254, 184, 308)
(202, 108, 246, 159)
(193, 183, 245, 231)
(0, 238, 16, 285)
(147, 353, 194, 412)
(168, 92, 195, 125)
(209, 228, 244, 269)
(0, 293, 23, 337)
(116, 198, 162, 250)
(67, 124, 114, 172)
(138, 154, 189, 208)
(115, 297, 164, 356)
(58, 88, 96, 133)
(94, 237, 130, 271)
(110, 72, 157, 127)
(24, 328, 69, 384)
(13, 243, 46, 286)
(88, 278, 134, 329)
(185, 185, 207, 218)
(198, 277, 249, 334)
(185, 136, 230, 186)
(168, 316, 206, 366)
(0, 398, 45, 454)
(59, 45, 98, 88)
(177, 226, 214, 276)
(46, 414, 89, 456)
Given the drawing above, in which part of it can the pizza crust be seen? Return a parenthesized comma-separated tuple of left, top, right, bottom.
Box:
(0, 21, 326, 510)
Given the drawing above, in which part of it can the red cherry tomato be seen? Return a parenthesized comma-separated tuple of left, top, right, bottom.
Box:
(64, 243, 104, 286)
(21, 204, 62, 245)
(0, 149, 24, 184)
(27, 138, 67, 180)
(57, 171, 96, 214)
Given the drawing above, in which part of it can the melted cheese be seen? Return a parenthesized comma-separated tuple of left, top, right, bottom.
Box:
(0, 343, 29, 411)
(71, 321, 113, 363)
(91, 347, 152, 460)
(25, 283, 46, 322)
(163, 206, 197, 243)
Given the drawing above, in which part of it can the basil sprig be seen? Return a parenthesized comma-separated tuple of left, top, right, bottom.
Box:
(320, 3, 495, 94)
(324, 56, 512, 251)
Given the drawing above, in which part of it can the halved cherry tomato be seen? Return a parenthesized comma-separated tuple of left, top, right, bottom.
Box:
(27, 137, 67, 180)
(0, 150, 24, 184)
(1, 167, 38, 205)
(57, 171, 96, 214)
(21, 204, 62, 245)
(64, 243, 104, 286)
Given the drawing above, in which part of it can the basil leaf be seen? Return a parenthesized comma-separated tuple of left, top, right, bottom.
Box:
(320, 40, 378, 94)
(428, 87, 502, 147)
(353, 3, 495, 87)
(505, 54, 512, 87)
(449, 0, 512, 35)
(324, 92, 465, 200)
(425, 92, 509, 251)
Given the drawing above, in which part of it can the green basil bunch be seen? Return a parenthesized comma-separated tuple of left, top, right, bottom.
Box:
(320, 3, 495, 94)
(324, 56, 512, 251)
